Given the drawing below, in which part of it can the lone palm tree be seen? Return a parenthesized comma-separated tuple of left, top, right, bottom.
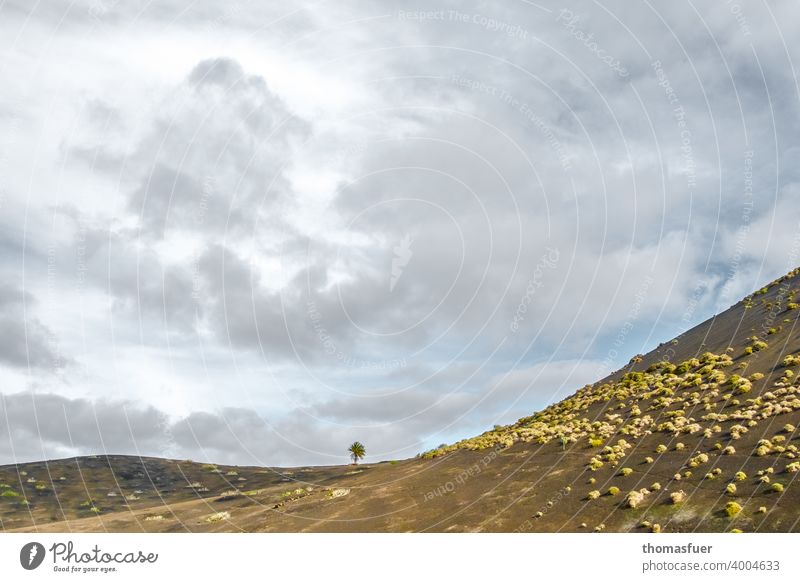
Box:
(348, 442, 366, 465)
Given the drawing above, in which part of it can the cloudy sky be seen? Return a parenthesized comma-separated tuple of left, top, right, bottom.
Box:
(1, 0, 799, 466)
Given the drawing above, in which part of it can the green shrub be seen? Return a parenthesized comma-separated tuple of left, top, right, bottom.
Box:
(619, 468, 633, 477)
(725, 502, 742, 517)
(783, 355, 800, 367)
(1, 490, 19, 498)
(670, 490, 686, 504)
(608, 486, 620, 496)
(771, 483, 784, 493)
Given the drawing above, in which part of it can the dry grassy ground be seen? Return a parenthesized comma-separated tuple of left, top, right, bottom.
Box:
(3, 268, 800, 533)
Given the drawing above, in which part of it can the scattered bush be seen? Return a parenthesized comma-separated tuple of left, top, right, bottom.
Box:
(608, 487, 620, 496)
(689, 453, 709, 467)
(726, 483, 737, 495)
(771, 483, 784, 493)
(625, 490, 647, 508)
(217, 490, 242, 501)
(670, 490, 686, 504)
(725, 502, 742, 517)
(783, 355, 800, 367)
(620, 468, 633, 477)
(656, 445, 668, 454)
(735, 471, 747, 481)
(205, 511, 230, 523)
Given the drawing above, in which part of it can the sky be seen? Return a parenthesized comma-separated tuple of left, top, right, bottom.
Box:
(1, 0, 800, 466)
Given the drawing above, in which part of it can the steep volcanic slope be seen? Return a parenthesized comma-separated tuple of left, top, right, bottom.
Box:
(3, 267, 800, 533)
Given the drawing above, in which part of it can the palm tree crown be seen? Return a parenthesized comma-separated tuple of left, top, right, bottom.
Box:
(348, 441, 366, 464)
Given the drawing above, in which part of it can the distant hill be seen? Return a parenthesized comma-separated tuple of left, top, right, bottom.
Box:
(3, 267, 800, 532)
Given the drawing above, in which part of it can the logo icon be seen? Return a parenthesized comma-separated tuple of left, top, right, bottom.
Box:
(390, 234, 414, 292)
(20, 542, 46, 570)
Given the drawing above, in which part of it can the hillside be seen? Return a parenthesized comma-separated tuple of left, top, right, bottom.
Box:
(3, 267, 800, 533)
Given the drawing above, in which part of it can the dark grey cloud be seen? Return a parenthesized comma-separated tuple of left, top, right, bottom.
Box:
(0, 285, 65, 371)
(0, 391, 169, 463)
